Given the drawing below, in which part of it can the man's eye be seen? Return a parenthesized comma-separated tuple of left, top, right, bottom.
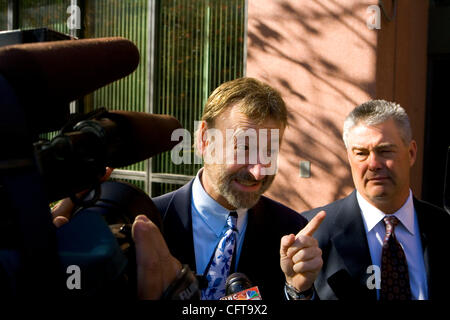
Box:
(379, 150, 394, 156)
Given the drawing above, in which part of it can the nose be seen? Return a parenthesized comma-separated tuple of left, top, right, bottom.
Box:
(367, 151, 383, 171)
(247, 163, 267, 181)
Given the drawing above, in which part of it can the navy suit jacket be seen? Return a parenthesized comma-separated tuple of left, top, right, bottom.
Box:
(153, 180, 307, 300)
(303, 190, 450, 300)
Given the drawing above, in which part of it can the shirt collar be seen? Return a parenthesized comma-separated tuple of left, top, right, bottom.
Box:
(192, 168, 246, 237)
(356, 189, 415, 235)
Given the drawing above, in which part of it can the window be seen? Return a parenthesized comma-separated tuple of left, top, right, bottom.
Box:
(153, 0, 246, 189)
(19, 0, 70, 34)
(0, 1, 7, 30)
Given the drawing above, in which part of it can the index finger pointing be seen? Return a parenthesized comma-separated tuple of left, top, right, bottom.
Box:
(297, 210, 326, 237)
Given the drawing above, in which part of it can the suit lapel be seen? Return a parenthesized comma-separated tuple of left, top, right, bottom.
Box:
(236, 198, 267, 275)
(236, 197, 285, 300)
(413, 198, 432, 298)
(161, 180, 197, 272)
(328, 191, 376, 299)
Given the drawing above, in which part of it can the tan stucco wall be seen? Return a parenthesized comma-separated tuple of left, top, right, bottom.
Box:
(247, 0, 378, 212)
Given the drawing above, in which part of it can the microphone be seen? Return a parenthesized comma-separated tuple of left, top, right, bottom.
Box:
(0, 37, 140, 133)
(99, 110, 183, 168)
(220, 273, 262, 300)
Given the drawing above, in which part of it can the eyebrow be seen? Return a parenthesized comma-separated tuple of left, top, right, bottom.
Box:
(351, 143, 397, 151)
(375, 143, 397, 149)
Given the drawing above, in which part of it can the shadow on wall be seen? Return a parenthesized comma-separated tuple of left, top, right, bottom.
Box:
(247, 0, 376, 209)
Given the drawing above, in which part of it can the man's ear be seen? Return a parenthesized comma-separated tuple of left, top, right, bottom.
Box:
(196, 121, 209, 156)
(409, 139, 417, 167)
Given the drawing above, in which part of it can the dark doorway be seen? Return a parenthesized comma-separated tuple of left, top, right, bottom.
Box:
(422, 0, 450, 208)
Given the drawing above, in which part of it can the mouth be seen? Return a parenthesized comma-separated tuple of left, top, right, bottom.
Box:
(232, 179, 262, 192)
(367, 176, 390, 183)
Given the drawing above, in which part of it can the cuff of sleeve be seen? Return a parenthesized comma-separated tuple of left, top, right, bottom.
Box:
(284, 283, 315, 300)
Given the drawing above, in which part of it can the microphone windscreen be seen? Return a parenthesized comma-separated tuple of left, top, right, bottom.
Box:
(0, 37, 140, 133)
(223, 272, 262, 300)
(225, 272, 253, 296)
(105, 110, 183, 168)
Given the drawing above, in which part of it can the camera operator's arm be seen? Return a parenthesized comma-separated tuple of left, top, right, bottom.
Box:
(132, 214, 182, 299)
(51, 167, 113, 227)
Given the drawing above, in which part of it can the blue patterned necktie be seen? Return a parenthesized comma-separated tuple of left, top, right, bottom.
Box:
(201, 211, 238, 300)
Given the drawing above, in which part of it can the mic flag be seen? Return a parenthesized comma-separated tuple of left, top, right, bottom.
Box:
(220, 286, 262, 300)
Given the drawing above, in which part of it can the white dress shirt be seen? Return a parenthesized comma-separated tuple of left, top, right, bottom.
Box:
(191, 168, 248, 275)
(357, 190, 428, 300)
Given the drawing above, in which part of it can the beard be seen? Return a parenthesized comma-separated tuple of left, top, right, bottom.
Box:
(205, 164, 276, 209)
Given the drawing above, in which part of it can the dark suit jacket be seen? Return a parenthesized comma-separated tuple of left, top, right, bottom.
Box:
(153, 180, 307, 300)
(303, 190, 450, 300)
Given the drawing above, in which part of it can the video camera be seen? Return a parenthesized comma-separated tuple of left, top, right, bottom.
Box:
(0, 30, 197, 299)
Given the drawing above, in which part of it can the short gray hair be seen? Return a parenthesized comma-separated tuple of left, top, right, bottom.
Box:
(342, 100, 412, 148)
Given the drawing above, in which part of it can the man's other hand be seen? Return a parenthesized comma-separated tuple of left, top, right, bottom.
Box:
(132, 214, 182, 299)
(280, 210, 326, 295)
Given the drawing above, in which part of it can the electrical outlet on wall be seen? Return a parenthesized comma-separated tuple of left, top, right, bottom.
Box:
(300, 161, 311, 178)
